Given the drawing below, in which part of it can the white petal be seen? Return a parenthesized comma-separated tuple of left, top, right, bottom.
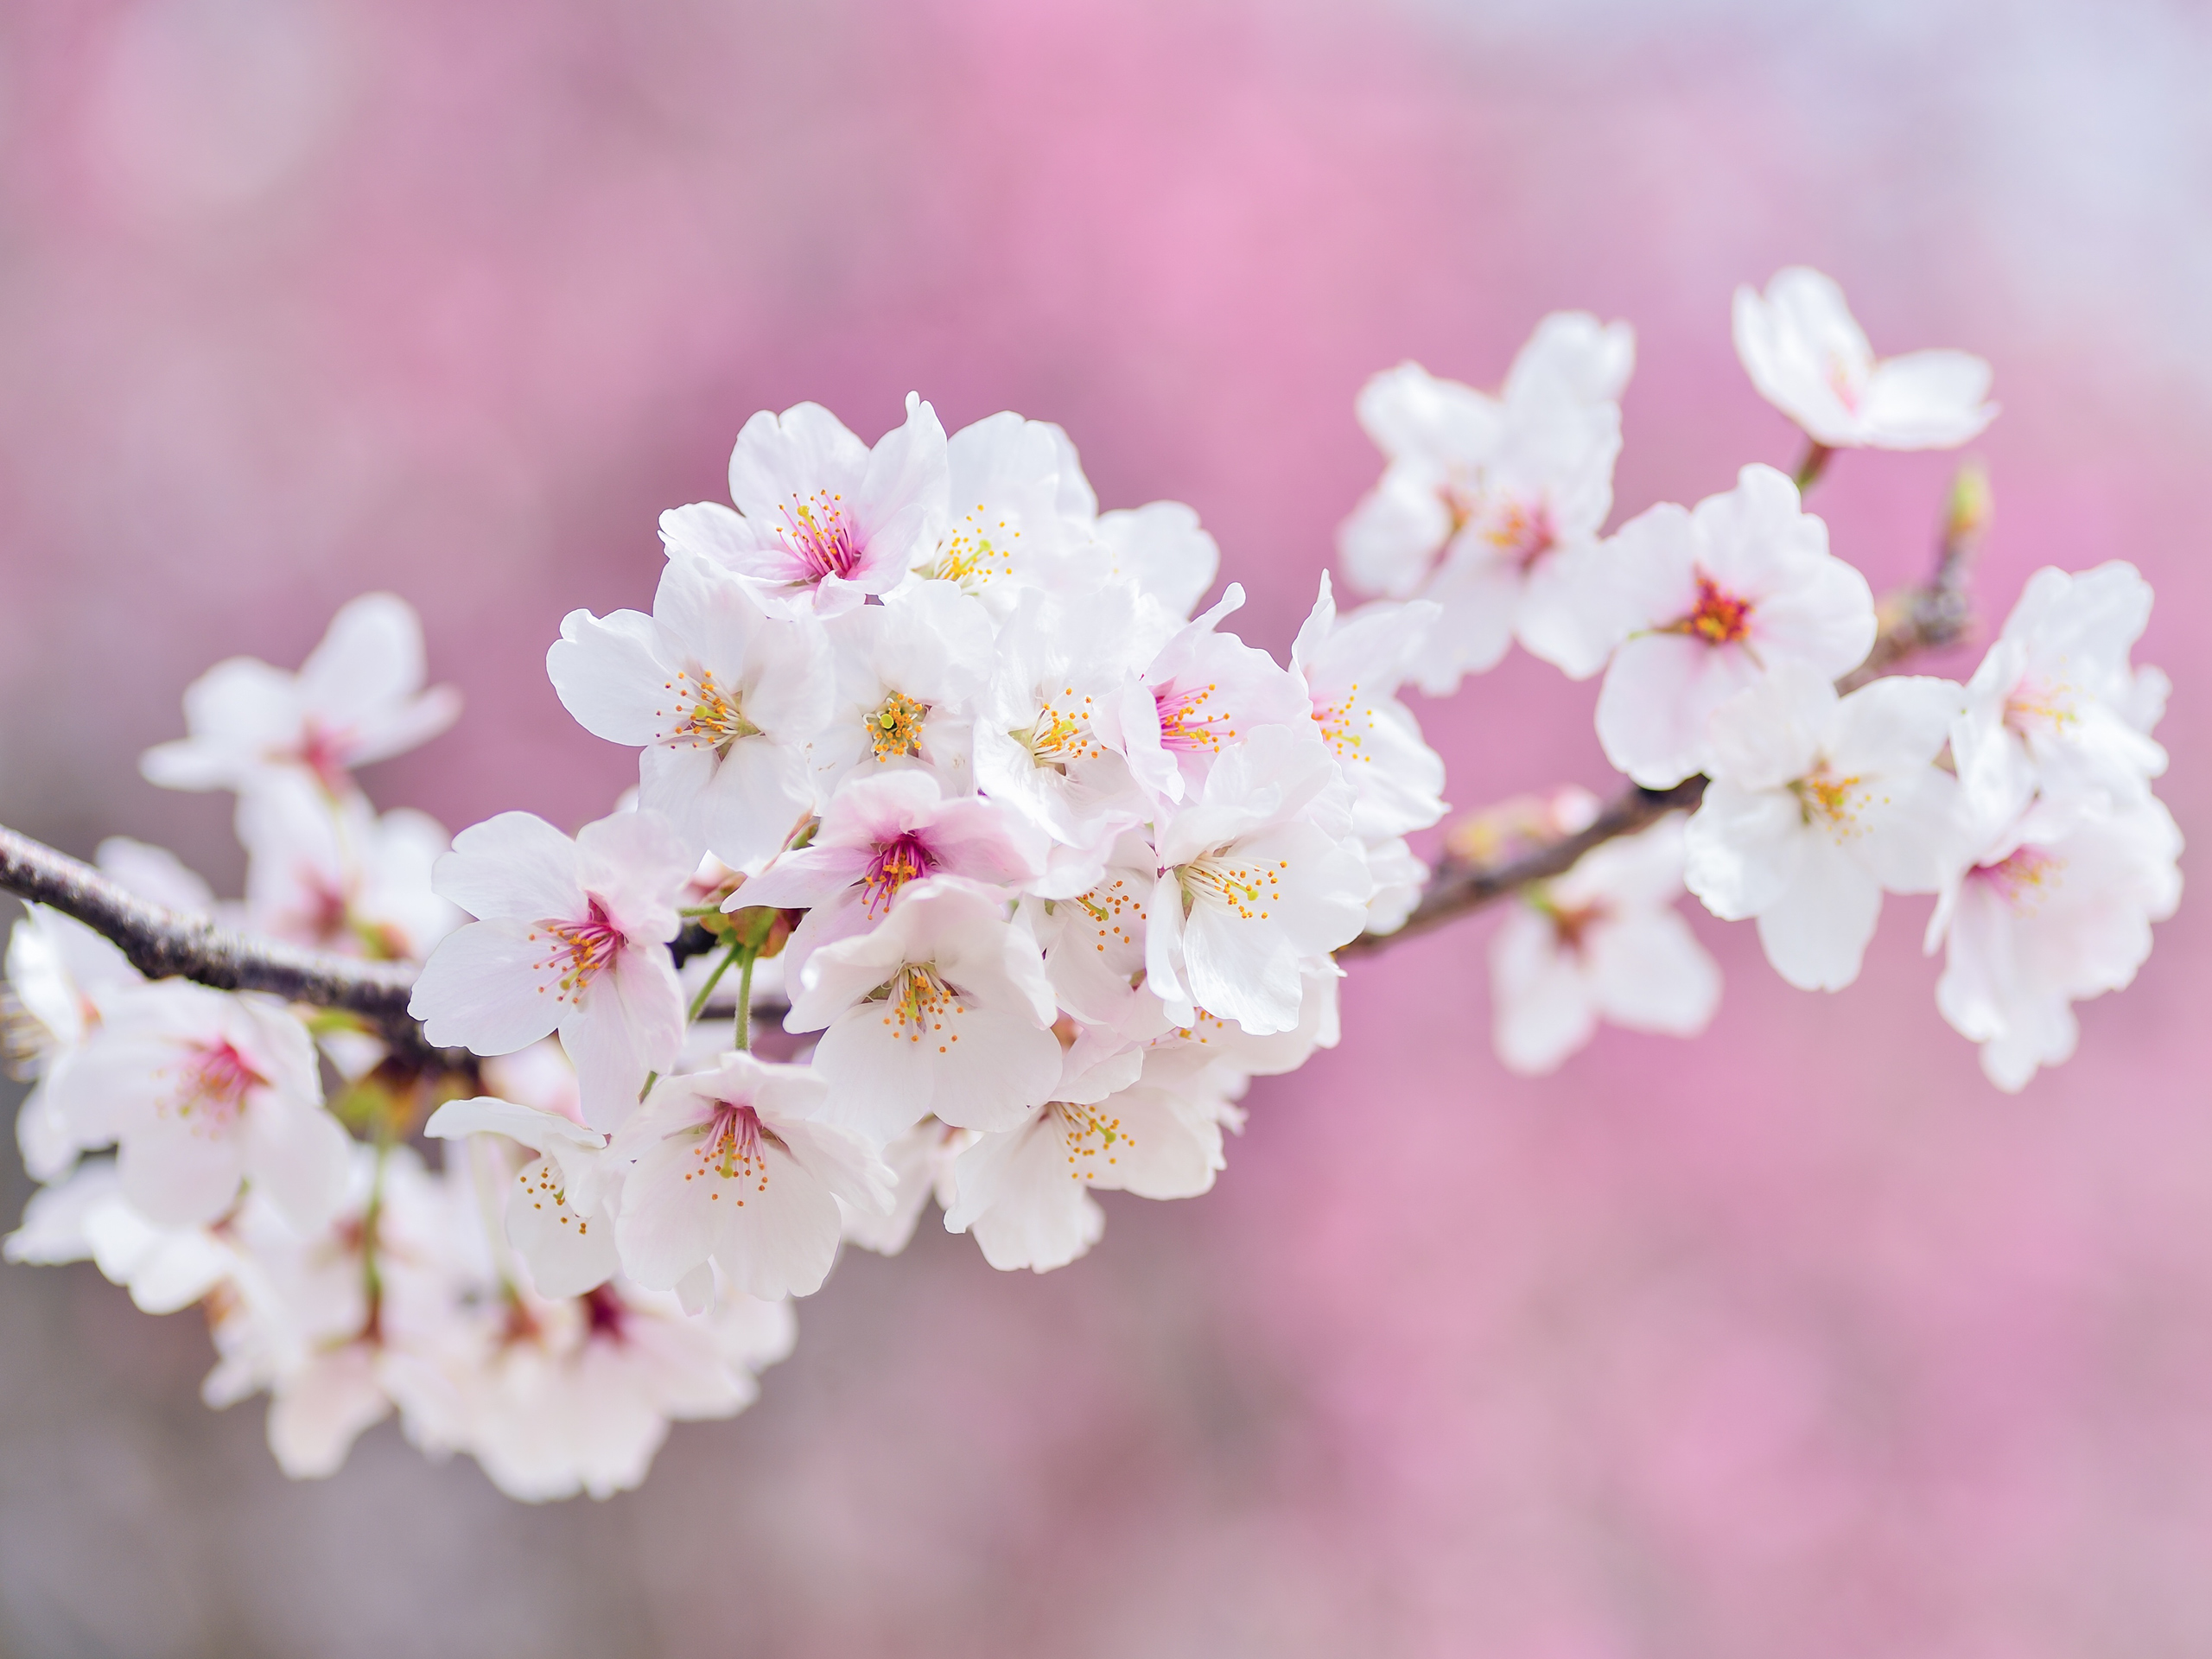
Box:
(1754, 842, 1884, 991)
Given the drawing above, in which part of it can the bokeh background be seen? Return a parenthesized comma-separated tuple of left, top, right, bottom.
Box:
(3, 0, 2209, 1653)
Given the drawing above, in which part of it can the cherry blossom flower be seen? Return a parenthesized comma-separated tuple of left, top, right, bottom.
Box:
(810, 580, 994, 794)
(1490, 806, 1721, 1074)
(609, 1052, 892, 1300)
(548, 553, 832, 871)
(45, 981, 346, 1232)
(238, 771, 458, 961)
(972, 584, 1160, 866)
(838, 1116, 974, 1256)
(1339, 313, 1634, 692)
(4, 1157, 237, 1313)
(141, 593, 460, 797)
(659, 395, 949, 619)
(1120, 583, 1313, 809)
(1684, 664, 1963, 991)
(1147, 723, 1372, 1036)
(1733, 268, 1996, 450)
(1086, 500, 1223, 621)
(740, 769, 1044, 982)
(1593, 464, 1878, 788)
(789, 877, 1063, 1144)
(1925, 793, 2182, 1091)
(410, 810, 691, 1129)
(1290, 573, 1446, 842)
(943, 1046, 1224, 1273)
(404, 1274, 795, 1503)
(906, 411, 1075, 608)
(7, 901, 142, 1179)
(1951, 562, 2170, 823)
(425, 1095, 620, 1299)
(1026, 833, 1166, 1040)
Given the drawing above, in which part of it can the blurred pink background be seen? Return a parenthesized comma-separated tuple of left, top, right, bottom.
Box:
(3, 1, 2210, 1654)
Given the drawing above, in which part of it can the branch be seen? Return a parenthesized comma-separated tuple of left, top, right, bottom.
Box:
(0, 825, 452, 1065)
(1341, 461, 1990, 957)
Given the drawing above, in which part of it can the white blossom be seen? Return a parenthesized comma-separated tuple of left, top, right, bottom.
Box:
(141, 593, 460, 797)
(789, 876, 1063, 1144)
(1291, 573, 1446, 841)
(1121, 583, 1312, 810)
(410, 810, 691, 1128)
(238, 770, 459, 961)
(548, 553, 832, 870)
(810, 580, 994, 795)
(1685, 664, 1964, 991)
(660, 395, 949, 619)
(1733, 267, 1996, 449)
(1593, 464, 1877, 788)
(610, 1052, 892, 1300)
(425, 1095, 621, 1299)
(1490, 807, 1720, 1074)
(1926, 793, 2181, 1091)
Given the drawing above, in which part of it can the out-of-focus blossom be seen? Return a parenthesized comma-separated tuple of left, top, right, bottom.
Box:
(1489, 804, 1720, 1074)
(238, 771, 458, 960)
(410, 810, 690, 1128)
(1593, 464, 1877, 788)
(1952, 562, 2170, 823)
(1926, 793, 2182, 1091)
(661, 396, 949, 620)
(1685, 665, 1963, 991)
(139, 593, 460, 797)
(1338, 312, 1633, 692)
(548, 554, 832, 871)
(1733, 266, 1996, 449)
(47, 980, 345, 1232)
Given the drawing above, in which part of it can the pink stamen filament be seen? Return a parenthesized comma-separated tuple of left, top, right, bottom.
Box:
(531, 899, 624, 1004)
(775, 490, 864, 583)
(860, 832, 936, 917)
(1156, 681, 1231, 753)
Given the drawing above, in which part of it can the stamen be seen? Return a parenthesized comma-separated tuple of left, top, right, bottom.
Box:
(2005, 677, 2078, 735)
(772, 490, 865, 584)
(859, 832, 935, 917)
(1014, 690, 1104, 774)
(1666, 575, 1754, 646)
(1974, 845, 2063, 913)
(1789, 763, 1870, 833)
(1052, 1099, 1135, 1181)
(868, 690, 929, 762)
(1313, 681, 1375, 762)
(871, 963, 969, 1052)
(160, 1038, 264, 1131)
(658, 666, 759, 753)
(1179, 850, 1286, 922)
(1155, 681, 1233, 754)
(1480, 497, 1557, 569)
(529, 899, 624, 1005)
(686, 1099, 776, 1198)
(926, 503, 1020, 588)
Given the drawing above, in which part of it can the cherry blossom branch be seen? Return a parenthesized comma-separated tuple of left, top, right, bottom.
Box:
(0, 824, 454, 1065)
(1341, 462, 1990, 957)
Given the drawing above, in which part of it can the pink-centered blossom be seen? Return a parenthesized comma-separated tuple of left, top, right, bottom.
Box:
(238, 770, 459, 962)
(1291, 572, 1446, 842)
(141, 593, 460, 797)
(1119, 583, 1313, 810)
(1733, 267, 1996, 449)
(788, 877, 1063, 1145)
(1593, 463, 1877, 789)
(409, 810, 690, 1129)
(609, 1052, 892, 1300)
(659, 395, 949, 619)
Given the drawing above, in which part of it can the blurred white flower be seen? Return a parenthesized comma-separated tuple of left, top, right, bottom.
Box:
(1733, 267, 1996, 449)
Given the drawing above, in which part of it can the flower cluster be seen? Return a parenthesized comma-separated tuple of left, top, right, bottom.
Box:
(2, 267, 2180, 1503)
(1342, 268, 2176, 1086)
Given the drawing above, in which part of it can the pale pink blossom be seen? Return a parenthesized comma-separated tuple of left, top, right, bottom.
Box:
(238, 770, 458, 961)
(141, 593, 460, 796)
(659, 395, 949, 619)
(46, 981, 346, 1232)
(789, 877, 1063, 1144)
(1926, 794, 2182, 1091)
(425, 1095, 620, 1299)
(810, 579, 994, 794)
(410, 810, 691, 1128)
(3, 1156, 236, 1313)
(548, 553, 831, 871)
(1594, 464, 1877, 788)
(1733, 267, 1996, 449)
(1291, 573, 1446, 841)
(1685, 664, 1964, 991)
(906, 411, 1077, 609)
(1120, 583, 1313, 809)
(1491, 809, 1720, 1074)
(609, 1052, 892, 1300)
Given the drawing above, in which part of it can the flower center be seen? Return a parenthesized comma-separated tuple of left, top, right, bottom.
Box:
(582, 1284, 629, 1342)
(1052, 1098, 1135, 1181)
(531, 899, 623, 1003)
(1014, 690, 1103, 774)
(1532, 892, 1608, 956)
(1155, 680, 1231, 754)
(874, 963, 969, 1052)
(1973, 845, 2062, 913)
(290, 718, 353, 791)
(166, 1038, 264, 1128)
(1671, 575, 1754, 646)
(688, 1100, 773, 1197)
(868, 690, 929, 762)
(1179, 849, 1285, 921)
(772, 490, 864, 584)
(1789, 763, 1866, 833)
(1480, 496, 1557, 569)
(1825, 352, 1864, 414)
(860, 832, 936, 917)
(925, 504, 1020, 588)
(1313, 683, 1372, 762)
(663, 667, 759, 754)
(1072, 875, 1140, 957)
(2004, 676, 2078, 736)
